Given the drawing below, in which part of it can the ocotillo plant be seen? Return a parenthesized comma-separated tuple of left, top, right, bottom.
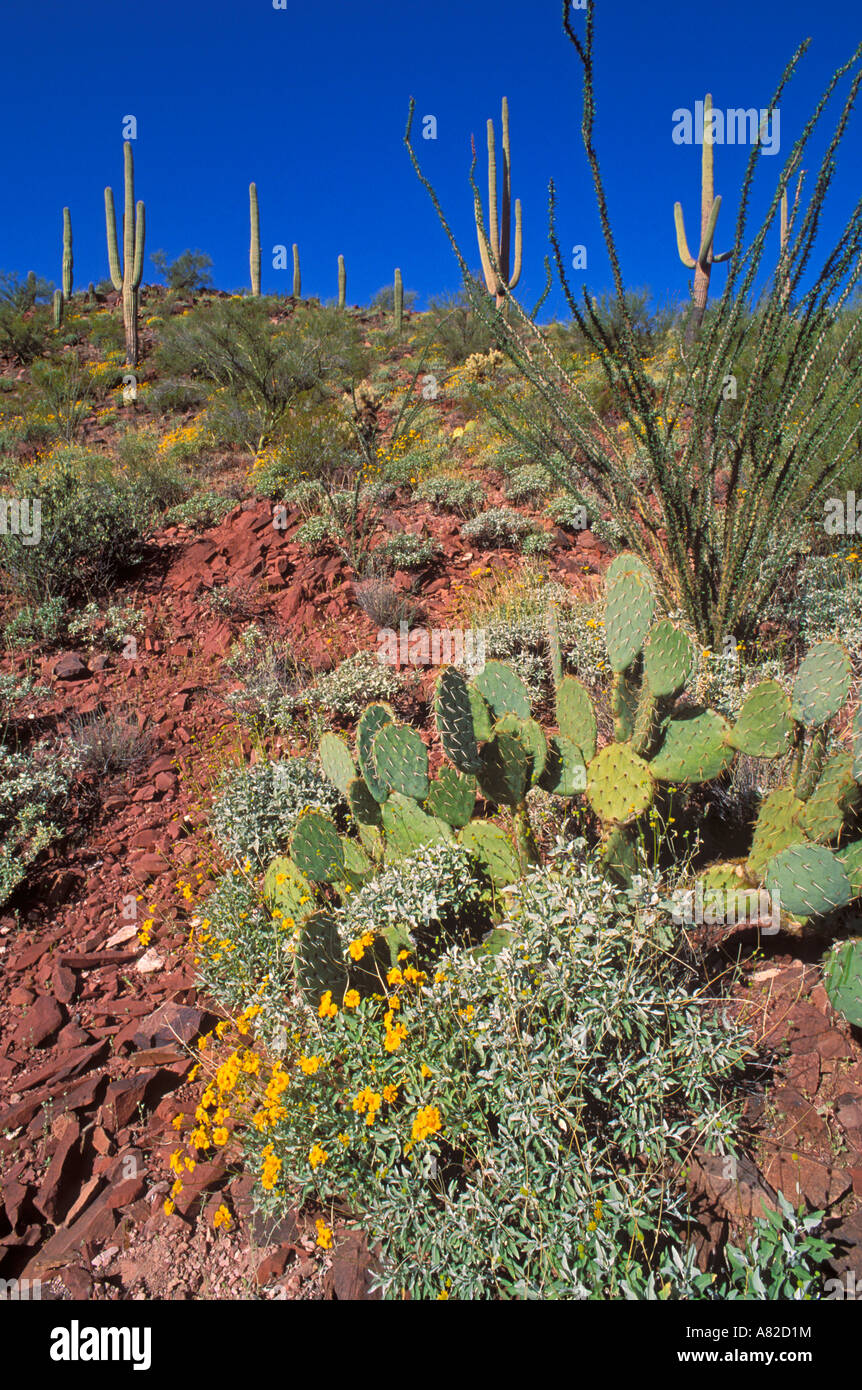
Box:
(673, 94, 732, 340)
(473, 96, 522, 308)
(292, 244, 301, 298)
(778, 165, 805, 306)
(249, 183, 261, 296)
(337, 254, 346, 309)
(394, 267, 403, 333)
(62, 207, 73, 300)
(105, 142, 146, 367)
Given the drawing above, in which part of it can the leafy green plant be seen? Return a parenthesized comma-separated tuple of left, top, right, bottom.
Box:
(461, 507, 538, 548)
(372, 532, 440, 573)
(416, 474, 483, 517)
(211, 757, 346, 869)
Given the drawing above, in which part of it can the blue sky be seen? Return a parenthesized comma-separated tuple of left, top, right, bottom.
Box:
(1, 0, 859, 318)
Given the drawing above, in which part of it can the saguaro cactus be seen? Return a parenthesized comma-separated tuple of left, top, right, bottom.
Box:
(105, 141, 145, 366)
(53, 289, 63, 329)
(673, 94, 731, 341)
(394, 267, 403, 333)
(292, 243, 301, 298)
(249, 183, 261, 296)
(62, 207, 73, 300)
(474, 96, 522, 308)
(337, 254, 346, 309)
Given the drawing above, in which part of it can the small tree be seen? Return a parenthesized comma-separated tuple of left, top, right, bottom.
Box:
(150, 249, 214, 295)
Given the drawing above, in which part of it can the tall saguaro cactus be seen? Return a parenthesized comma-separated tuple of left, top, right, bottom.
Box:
(292, 244, 301, 298)
(337, 254, 346, 309)
(474, 96, 522, 308)
(105, 142, 145, 367)
(62, 207, 73, 300)
(673, 94, 732, 341)
(394, 267, 403, 333)
(249, 183, 261, 296)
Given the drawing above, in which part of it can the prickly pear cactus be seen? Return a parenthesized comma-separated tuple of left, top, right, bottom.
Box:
(822, 938, 862, 1027)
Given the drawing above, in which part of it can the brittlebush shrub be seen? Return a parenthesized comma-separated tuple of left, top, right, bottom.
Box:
(191, 845, 756, 1298)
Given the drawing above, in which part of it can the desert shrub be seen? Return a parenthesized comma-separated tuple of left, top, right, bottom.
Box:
(353, 577, 414, 628)
(372, 532, 439, 573)
(194, 871, 290, 1030)
(370, 283, 418, 315)
(151, 248, 214, 294)
(546, 495, 589, 530)
(280, 479, 324, 516)
(461, 508, 538, 548)
(340, 843, 492, 965)
(144, 379, 208, 414)
(294, 515, 332, 553)
(520, 531, 552, 557)
(0, 461, 150, 600)
(426, 284, 496, 364)
(250, 400, 356, 497)
(416, 474, 483, 517)
(68, 712, 154, 775)
(210, 757, 345, 868)
(239, 845, 751, 1298)
(65, 601, 145, 650)
(309, 650, 402, 719)
(3, 595, 68, 647)
(0, 740, 79, 907)
(504, 463, 547, 504)
(155, 299, 369, 452)
(31, 358, 93, 444)
(224, 628, 310, 735)
(164, 492, 235, 530)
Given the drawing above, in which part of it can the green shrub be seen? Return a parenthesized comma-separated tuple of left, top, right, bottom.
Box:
(461, 507, 538, 548)
(4, 595, 68, 647)
(373, 532, 440, 573)
(504, 464, 548, 505)
(417, 474, 483, 517)
(339, 843, 492, 964)
(243, 845, 751, 1298)
(294, 515, 333, 553)
(546, 495, 589, 530)
(0, 461, 150, 601)
(164, 492, 235, 530)
(309, 650, 403, 719)
(210, 757, 345, 868)
(250, 401, 356, 497)
(0, 740, 79, 906)
(520, 531, 552, 557)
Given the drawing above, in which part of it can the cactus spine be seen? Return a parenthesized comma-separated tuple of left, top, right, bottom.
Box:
(292, 243, 301, 299)
(337, 254, 346, 309)
(394, 267, 403, 333)
(249, 183, 261, 296)
(62, 207, 73, 301)
(475, 96, 522, 308)
(105, 141, 145, 366)
(673, 94, 731, 341)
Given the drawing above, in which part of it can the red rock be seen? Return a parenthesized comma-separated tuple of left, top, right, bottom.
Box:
(53, 652, 89, 680)
(33, 1118, 82, 1223)
(8, 987, 35, 1008)
(14, 994, 65, 1047)
(131, 853, 166, 881)
(256, 1246, 294, 1285)
(129, 1003, 212, 1051)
